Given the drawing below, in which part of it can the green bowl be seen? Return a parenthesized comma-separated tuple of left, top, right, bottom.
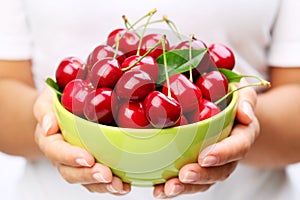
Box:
(54, 84, 238, 187)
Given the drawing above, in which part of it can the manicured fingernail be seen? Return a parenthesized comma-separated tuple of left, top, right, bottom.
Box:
(242, 101, 254, 121)
(201, 156, 218, 167)
(181, 171, 199, 183)
(75, 158, 91, 167)
(42, 114, 53, 135)
(155, 191, 167, 199)
(92, 173, 110, 183)
(168, 184, 184, 197)
(106, 184, 118, 193)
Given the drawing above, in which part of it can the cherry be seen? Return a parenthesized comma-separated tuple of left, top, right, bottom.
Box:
(55, 57, 87, 89)
(117, 101, 152, 128)
(140, 33, 170, 59)
(144, 91, 182, 128)
(162, 73, 202, 113)
(195, 70, 229, 102)
(115, 69, 155, 101)
(208, 43, 235, 70)
(61, 79, 91, 116)
(83, 88, 114, 124)
(174, 39, 206, 50)
(121, 55, 159, 81)
(174, 115, 188, 126)
(88, 44, 126, 68)
(188, 99, 221, 123)
(107, 28, 139, 56)
(89, 57, 123, 88)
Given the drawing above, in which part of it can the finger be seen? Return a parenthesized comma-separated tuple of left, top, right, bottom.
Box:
(83, 176, 131, 195)
(35, 124, 95, 167)
(236, 82, 257, 125)
(153, 178, 212, 198)
(57, 163, 112, 184)
(198, 119, 259, 167)
(179, 162, 237, 184)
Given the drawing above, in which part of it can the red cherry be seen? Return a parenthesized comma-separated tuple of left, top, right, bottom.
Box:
(144, 91, 182, 128)
(195, 70, 229, 102)
(188, 99, 221, 123)
(174, 115, 189, 126)
(115, 69, 155, 101)
(140, 33, 170, 59)
(107, 28, 139, 56)
(89, 44, 126, 68)
(162, 73, 202, 113)
(208, 43, 235, 70)
(83, 88, 114, 124)
(55, 57, 87, 89)
(89, 57, 123, 88)
(117, 102, 152, 128)
(174, 39, 207, 50)
(121, 55, 158, 81)
(61, 79, 91, 116)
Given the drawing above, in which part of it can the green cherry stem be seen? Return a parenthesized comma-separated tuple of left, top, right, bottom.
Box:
(214, 79, 271, 105)
(121, 38, 162, 71)
(163, 15, 182, 41)
(161, 35, 172, 99)
(188, 34, 194, 82)
(113, 33, 121, 59)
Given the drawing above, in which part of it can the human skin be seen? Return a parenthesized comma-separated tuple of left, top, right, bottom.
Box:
(0, 60, 300, 197)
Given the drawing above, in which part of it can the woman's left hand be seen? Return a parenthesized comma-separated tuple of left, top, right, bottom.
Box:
(153, 84, 260, 198)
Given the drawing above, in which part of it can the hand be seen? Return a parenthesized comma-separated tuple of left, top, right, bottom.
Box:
(33, 86, 131, 195)
(153, 82, 260, 198)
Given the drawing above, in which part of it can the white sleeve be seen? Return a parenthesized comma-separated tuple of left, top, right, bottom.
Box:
(0, 0, 32, 60)
(268, 0, 300, 67)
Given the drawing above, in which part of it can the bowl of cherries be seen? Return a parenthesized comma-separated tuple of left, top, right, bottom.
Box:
(48, 10, 269, 186)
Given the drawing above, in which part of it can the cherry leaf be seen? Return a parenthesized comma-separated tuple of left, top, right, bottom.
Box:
(45, 78, 62, 96)
(218, 68, 242, 83)
(156, 49, 207, 84)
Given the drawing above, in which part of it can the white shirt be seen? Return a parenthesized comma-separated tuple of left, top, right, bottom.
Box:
(1, 0, 300, 199)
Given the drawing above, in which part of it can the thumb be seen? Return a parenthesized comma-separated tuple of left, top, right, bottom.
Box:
(33, 86, 59, 136)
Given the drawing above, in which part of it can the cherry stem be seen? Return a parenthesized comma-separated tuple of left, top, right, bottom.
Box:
(214, 79, 271, 105)
(188, 34, 194, 82)
(163, 15, 182, 40)
(113, 33, 121, 59)
(121, 39, 162, 71)
(122, 15, 140, 37)
(136, 9, 157, 56)
(161, 35, 172, 98)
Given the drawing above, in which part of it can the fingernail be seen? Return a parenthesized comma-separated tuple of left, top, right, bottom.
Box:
(181, 171, 199, 183)
(75, 158, 91, 167)
(92, 173, 110, 183)
(242, 101, 254, 121)
(168, 184, 184, 197)
(201, 156, 218, 167)
(42, 114, 53, 135)
(155, 191, 167, 199)
(106, 184, 118, 193)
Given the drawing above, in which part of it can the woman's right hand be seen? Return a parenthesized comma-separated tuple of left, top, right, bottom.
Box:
(33, 86, 131, 195)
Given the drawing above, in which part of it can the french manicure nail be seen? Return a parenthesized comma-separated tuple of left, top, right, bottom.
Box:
(92, 173, 110, 183)
(75, 158, 91, 167)
(242, 101, 254, 121)
(181, 171, 199, 183)
(155, 191, 167, 199)
(201, 156, 218, 167)
(106, 184, 118, 193)
(42, 114, 53, 135)
(168, 184, 184, 197)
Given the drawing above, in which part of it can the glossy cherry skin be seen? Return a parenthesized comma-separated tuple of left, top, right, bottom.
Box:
(115, 69, 155, 101)
(88, 44, 126, 69)
(61, 79, 92, 116)
(107, 28, 139, 56)
(195, 70, 228, 102)
(117, 102, 152, 128)
(55, 57, 87, 89)
(209, 43, 235, 70)
(89, 57, 123, 88)
(140, 33, 170, 59)
(121, 55, 158, 81)
(188, 99, 221, 123)
(144, 91, 182, 128)
(162, 73, 202, 113)
(83, 88, 114, 124)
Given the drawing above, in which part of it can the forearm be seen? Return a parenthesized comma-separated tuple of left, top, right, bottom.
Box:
(0, 79, 42, 159)
(242, 84, 300, 168)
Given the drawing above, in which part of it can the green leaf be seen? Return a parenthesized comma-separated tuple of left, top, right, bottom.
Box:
(45, 78, 62, 96)
(218, 68, 242, 83)
(156, 49, 207, 84)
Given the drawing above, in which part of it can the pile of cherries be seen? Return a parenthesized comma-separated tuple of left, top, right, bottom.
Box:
(55, 19, 236, 129)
